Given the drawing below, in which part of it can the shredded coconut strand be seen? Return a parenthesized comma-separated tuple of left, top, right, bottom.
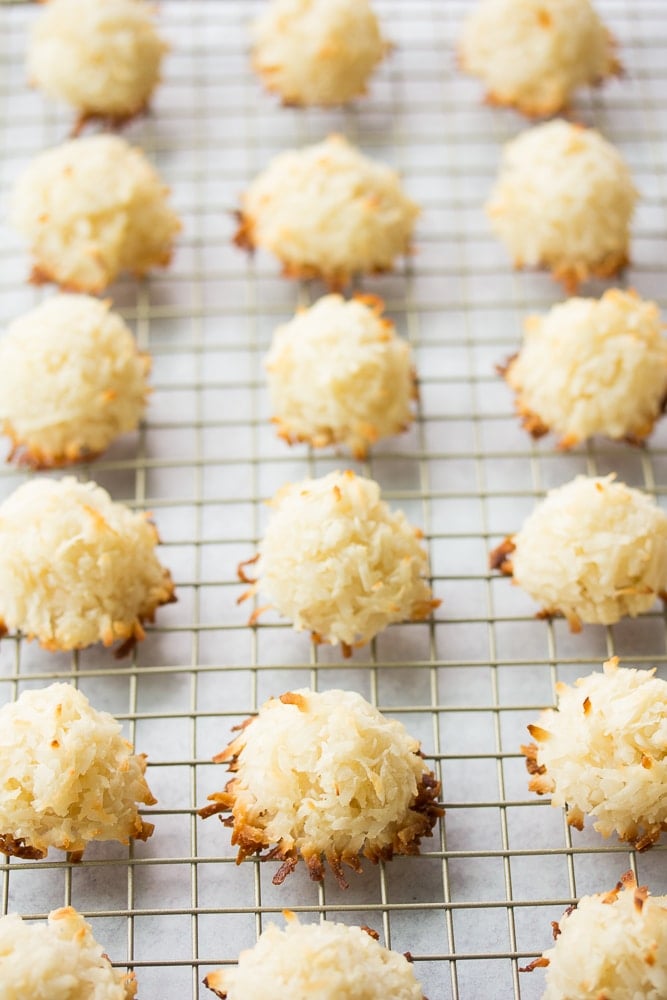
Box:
(0, 476, 175, 651)
(492, 475, 667, 631)
(252, 0, 388, 106)
(460, 0, 619, 116)
(28, 0, 167, 124)
(266, 294, 416, 458)
(0, 683, 155, 859)
(201, 688, 441, 887)
(529, 873, 667, 999)
(11, 134, 181, 293)
(204, 915, 425, 999)
(236, 134, 419, 287)
(486, 120, 637, 292)
(246, 469, 438, 651)
(0, 908, 137, 1000)
(0, 294, 150, 467)
(504, 289, 667, 447)
(523, 658, 667, 849)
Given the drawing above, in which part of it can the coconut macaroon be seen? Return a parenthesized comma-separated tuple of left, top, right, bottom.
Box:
(238, 470, 439, 654)
(459, 0, 620, 118)
(235, 134, 419, 287)
(522, 658, 667, 849)
(200, 688, 441, 887)
(0, 683, 155, 860)
(266, 294, 416, 458)
(204, 914, 425, 999)
(251, 0, 388, 106)
(486, 120, 637, 292)
(0, 294, 150, 468)
(522, 871, 667, 998)
(502, 290, 667, 448)
(11, 134, 181, 293)
(490, 475, 667, 632)
(0, 476, 175, 653)
(0, 907, 137, 999)
(28, 0, 168, 132)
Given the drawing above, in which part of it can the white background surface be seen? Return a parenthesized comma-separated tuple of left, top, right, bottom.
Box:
(0, 2, 666, 997)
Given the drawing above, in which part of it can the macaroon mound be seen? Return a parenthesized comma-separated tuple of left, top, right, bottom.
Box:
(252, 0, 388, 106)
(0, 683, 156, 860)
(0, 476, 175, 652)
(204, 914, 425, 999)
(11, 134, 181, 293)
(235, 134, 419, 287)
(28, 0, 167, 131)
(502, 289, 667, 448)
(490, 475, 667, 632)
(0, 294, 151, 468)
(486, 120, 637, 292)
(459, 0, 619, 117)
(266, 293, 416, 458)
(238, 470, 439, 653)
(522, 658, 667, 849)
(200, 688, 441, 887)
(0, 907, 137, 999)
(523, 871, 667, 999)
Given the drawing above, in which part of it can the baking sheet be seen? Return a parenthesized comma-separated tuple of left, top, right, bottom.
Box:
(0, 1, 666, 997)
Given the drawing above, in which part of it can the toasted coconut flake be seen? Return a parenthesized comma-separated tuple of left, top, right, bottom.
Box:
(489, 536, 516, 574)
(0, 683, 156, 859)
(235, 135, 419, 287)
(459, 0, 620, 117)
(266, 294, 416, 459)
(203, 915, 425, 999)
(486, 121, 636, 292)
(524, 660, 667, 849)
(503, 291, 667, 448)
(494, 475, 667, 629)
(199, 688, 442, 886)
(525, 875, 667, 998)
(240, 470, 439, 650)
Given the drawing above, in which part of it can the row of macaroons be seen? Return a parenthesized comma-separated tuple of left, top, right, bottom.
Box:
(26, 0, 623, 125)
(8, 118, 639, 300)
(13, 0, 641, 297)
(5, 872, 664, 1000)
(2, 280, 666, 471)
(0, 466, 666, 654)
(0, 656, 665, 995)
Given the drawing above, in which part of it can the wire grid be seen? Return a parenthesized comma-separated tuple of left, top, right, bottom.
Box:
(0, 1, 667, 997)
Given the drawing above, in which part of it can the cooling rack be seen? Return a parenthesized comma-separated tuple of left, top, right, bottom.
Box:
(0, 1, 666, 997)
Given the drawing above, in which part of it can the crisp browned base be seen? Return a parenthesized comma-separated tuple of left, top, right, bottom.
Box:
(459, 31, 622, 120)
(233, 209, 412, 291)
(71, 100, 151, 139)
(237, 554, 440, 657)
(0, 570, 176, 657)
(521, 742, 667, 850)
(29, 245, 175, 295)
(201, 766, 442, 889)
(500, 356, 666, 450)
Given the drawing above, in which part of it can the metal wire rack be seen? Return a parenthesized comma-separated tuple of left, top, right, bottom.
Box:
(1, 1, 666, 997)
